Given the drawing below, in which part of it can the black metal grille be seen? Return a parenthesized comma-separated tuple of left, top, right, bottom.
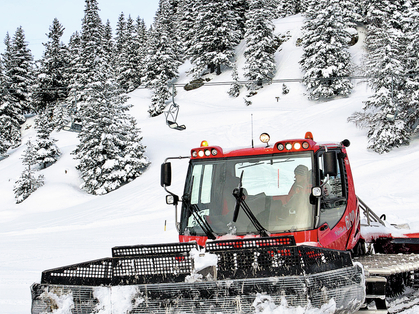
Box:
(32, 266, 365, 314)
(41, 258, 113, 286)
(206, 236, 301, 278)
(111, 242, 198, 285)
(33, 236, 365, 314)
(112, 241, 198, 257)
(298, 245, 353, 274)
(40, 236, 353, 286)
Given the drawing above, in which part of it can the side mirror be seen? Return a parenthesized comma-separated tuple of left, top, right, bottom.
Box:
(323, 151, 338, 177)
(161, 162, 172, 187)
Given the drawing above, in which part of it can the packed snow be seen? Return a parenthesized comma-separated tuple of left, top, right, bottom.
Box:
(1, 15, 419, 314)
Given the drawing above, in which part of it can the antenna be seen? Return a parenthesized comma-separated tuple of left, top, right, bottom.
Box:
(251, 114, 254, 148)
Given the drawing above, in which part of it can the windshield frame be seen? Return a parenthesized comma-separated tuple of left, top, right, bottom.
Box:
(180, 151, 316, 236)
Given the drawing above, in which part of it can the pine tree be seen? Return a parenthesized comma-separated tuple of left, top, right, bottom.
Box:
(103, 19, 115, 67)
(340, 0, 362, 31)
(116, 15, 142, 92)
(0, 33, 25, 151)
(0, 53, 11, 154)
(33, 113, 61, 169)
(32, 18, 69, 115)
(399, 0, 419, 136)
(6, 27, 34, 113)
(177, 0, 196, 57)
(230, 0, 248, 39)
(278, 0, 300, 17)
(228, 64, 242, 97)
(65, 31, 83, 121)
(13, 139, 44, 203)
(300, 0, 353, 100)
(115, 12, 127, 57)
(364, 90, 409, 154)
(0, 67, 9, 155)
(186, 0, 242, 78)
(243, 0, 277, 91)
(352, 0, 410, 153)
(71, 1, 150, 195)
(135, 17, 148, 85)
(143, 0, 181, 116)
(77, 0, 104, 112)
(72, 64, 150, 195)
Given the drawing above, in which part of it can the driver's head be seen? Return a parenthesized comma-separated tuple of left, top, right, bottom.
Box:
(294, 165, 308, 182)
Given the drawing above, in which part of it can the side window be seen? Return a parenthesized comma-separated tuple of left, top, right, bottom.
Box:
(191, 164, 213, 205)
(323, 167, 343, 199)
(319, 151, 347, 229)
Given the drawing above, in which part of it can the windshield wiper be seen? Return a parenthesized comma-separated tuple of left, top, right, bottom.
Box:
(232, 171, 270, 238)
(183, 183, 217, 240)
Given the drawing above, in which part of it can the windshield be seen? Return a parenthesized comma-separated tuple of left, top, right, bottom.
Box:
(180, 152, 314, 236)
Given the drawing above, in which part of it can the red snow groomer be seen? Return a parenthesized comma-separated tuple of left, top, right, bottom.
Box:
(31, 133, 419, 314)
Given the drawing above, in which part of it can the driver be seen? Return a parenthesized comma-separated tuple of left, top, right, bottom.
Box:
(286, 164, 310, 202)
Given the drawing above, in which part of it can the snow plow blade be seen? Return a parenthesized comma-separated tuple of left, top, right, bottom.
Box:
(31, 236, 365, 313)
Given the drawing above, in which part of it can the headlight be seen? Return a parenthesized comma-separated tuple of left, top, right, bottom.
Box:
(259, 133, 270, 144)
(312, 187, 322, 197)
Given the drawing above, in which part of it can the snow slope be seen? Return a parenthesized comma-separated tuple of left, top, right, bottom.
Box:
(1, 15, 419, 314)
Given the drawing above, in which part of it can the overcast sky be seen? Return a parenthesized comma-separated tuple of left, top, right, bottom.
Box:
(1, 0, 159, 60)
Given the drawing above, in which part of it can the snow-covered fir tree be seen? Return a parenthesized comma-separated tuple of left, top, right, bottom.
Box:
(5, 27, 34, 114)
(116, 15, 143, 92)
(277, 0, 301, 17)
(65, 31, 83, 120)
(103, 19, 115, 67)
(230, 0, 248, 38)
(300, 0, 353, 100)
(135, 16, 148, 82)
(265, 0, 282, 19)
(71, 0, 150, 195)
(177, 0, 196, 57)
(364, 90, 409, 154)
(243, 0, 277, 91)
(1, 50, 12, 154)
(340, 1, 362, 32)
(351, 0, 410, 153)
(32, 18, 69, 116)
(185, 0, 242, 78)
(115, 12, 127, 58)
(143, 0, 181, 116)
(228, 64, 242, 97)
(72, 62, 150, 195)
(33, 112, 61, 169)
(70, 0, 104, 116)
(13, 139, 44, 203)
(0, 33, 26, 151)
(397, 0, 419, 137)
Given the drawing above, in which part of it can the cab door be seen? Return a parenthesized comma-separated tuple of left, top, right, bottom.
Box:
(317, 149, 350, 250)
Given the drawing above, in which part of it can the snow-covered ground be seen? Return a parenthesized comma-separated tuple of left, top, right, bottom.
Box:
(1, 15, 419, 313)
